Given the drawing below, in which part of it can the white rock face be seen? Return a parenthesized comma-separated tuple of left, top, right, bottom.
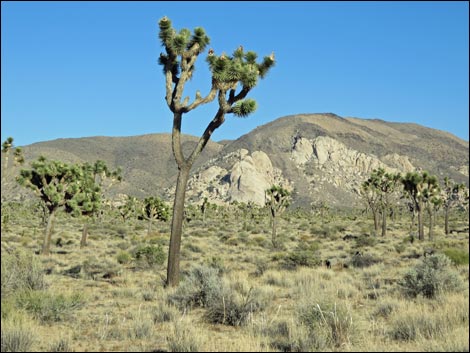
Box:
(291, 137, 313, 165)
(229, 151, 275, 205)
(172, 149, 288, 206)
(382, 153, 414, 173)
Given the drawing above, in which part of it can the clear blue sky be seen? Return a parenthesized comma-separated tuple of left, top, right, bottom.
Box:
(2, 1, 469, 147)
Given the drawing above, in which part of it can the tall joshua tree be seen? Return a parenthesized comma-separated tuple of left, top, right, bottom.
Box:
(402, 171, 439, 241)
(442, 177, 466, 235)
(266, 185, 291, 249)
(363, 168, 401, 237)
(140, 196, 170, 236)
(157, 17, 275, 286)
(2, 137, 24, 183)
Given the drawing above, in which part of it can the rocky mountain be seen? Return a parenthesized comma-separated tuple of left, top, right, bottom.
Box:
(2, 114, 468, 208)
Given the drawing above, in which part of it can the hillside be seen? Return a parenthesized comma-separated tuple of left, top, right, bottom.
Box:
(2, 113, 468, 207)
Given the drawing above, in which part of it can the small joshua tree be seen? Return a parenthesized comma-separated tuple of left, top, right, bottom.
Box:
(140, 196, 170, 235)
(118, 195, 141, 222)
(157, 16, 275, 286)
(362, 168, 401, 237)
(441, 177, 466, 235)
(402, 171, 440, 241)
(1, 137, 24, 187)
(266, 185, 291, 249)
(17, 157, 101, 255)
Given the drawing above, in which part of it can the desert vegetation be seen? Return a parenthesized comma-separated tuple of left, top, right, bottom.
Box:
(1, 175, 468, 351)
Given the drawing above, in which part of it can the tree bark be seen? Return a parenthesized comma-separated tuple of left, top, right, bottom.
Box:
(166, 167, 191, 287)
(373, 210, 379, 234)
(444, 207, 449, 235)
(417, 204, 424, 241)
(42, 208, 56, 255)
(381, 208, 387, 237)
(428, 210, 434, 241)
(271, 214, 277, 249)
(80, 223, 89, 248)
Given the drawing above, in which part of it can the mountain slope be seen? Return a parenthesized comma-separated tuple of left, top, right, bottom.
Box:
(2, 114, 468, 207)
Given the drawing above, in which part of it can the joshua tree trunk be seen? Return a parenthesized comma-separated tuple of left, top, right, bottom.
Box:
(271, 210, 277, 249)
(42, 208, 57, 255)
(428, 209, 434, 241)
(373, 210, 379, 234)
(444, 207, 449, 235)
(80, 223, 89, 248)
(166, 166, 191, 287)
(417, 205, 424, 241)
(381, 208, 387, 237)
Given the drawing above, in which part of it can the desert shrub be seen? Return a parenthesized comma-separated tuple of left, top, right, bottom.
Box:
(1, 250, 45, 297)
(371, 301, 399, 319)
(394, 243, 406, 254)
(354, 235, 377, 248)
(252, 259, 268, 277)
(81, 257, 121, 280)
(166, 321, 201, 352)
(442, 248, 469, 265)
(205, 282, 268, 326)
(205, 256, 226, 275)
(133, 244, 165, 267)
(389, 310, 453, 341)
(16, 291, 84, 323)
(264, 319, 314, 352)
(400, 254, 463, 298)
(350, 253, 380, 268)
(1, 322, 35, 352)
(152, 303, 179, 323)
(167, 265, 223, 310)
(127, 312, 154, 340)
(281, 242, 321, 270)
(48, 337, 72, 352)
(297, 299, 358, 349)
(116, 251, 132, 264)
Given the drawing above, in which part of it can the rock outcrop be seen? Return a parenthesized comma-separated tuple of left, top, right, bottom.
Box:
(166, 149, 290, 206)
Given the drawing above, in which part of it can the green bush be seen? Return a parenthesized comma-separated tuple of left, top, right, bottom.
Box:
(442, 248, 469, 265)
(400, 254, 463, 299)
(134, 244, 166, 267)
(354, 235, 377, 248)
(350, 253, 379, 268)
(297, 299, 358, 349)
(205, 283, 268, 326)
(1, 250, 45, 298)
(16, 291, 84, 323)
(167, 265, 223, 310)
(116, 251, 132, 264)
(281, 242, 321, 270)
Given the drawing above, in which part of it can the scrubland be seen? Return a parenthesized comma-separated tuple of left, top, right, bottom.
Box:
(1, 202, 469, 352)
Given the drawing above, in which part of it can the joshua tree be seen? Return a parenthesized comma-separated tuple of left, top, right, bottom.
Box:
(2, 137, 24, 186)
(17, 157, 101, 255)
(91, 160, 122, 221)
(266, 185, 291, 249)
(118, 195, 141, 222)
(157, 16, 275, 286)
(441, 177, 466, 235)
(362, 168, 401, 237)
(360, 179, 381, 233)
(140, 196, 170, 235)
(402, 171, 439, 241)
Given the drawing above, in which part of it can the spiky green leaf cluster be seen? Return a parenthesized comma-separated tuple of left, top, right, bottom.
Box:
(206, 48, 275, 90)
(232, 99, 257, 117)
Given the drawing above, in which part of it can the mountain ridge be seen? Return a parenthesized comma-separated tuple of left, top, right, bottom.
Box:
(2, 113, 468, 207)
